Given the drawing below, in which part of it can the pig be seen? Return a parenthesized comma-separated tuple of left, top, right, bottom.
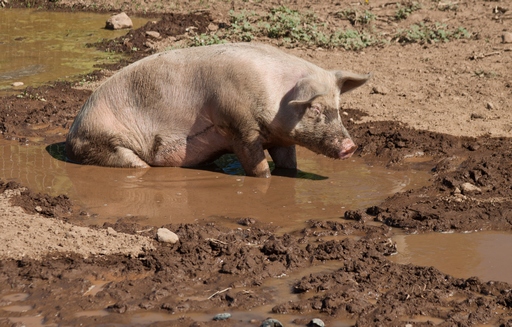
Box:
(66, 43, 370, 178)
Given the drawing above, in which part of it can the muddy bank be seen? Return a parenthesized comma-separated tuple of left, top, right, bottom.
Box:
(1, 0, 512, 326)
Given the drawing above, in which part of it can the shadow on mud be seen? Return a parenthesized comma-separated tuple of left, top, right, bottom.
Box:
(46, 143, 328, 180)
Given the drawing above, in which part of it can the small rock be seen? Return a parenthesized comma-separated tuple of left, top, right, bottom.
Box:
(157, 228, 179, 244)
(35, 206, 42, 212)
(146, 31, 161, 39)
(12, 82, 24, 87)
(502, 32, 512, 44)
(107, 227, 118, 236)
(213, 313, 231, 321)
(470, 113, 484, 120)
(309, 318, 325, 327)
(460, 182, 482, 195)
(371, 85, 389, 95)
(208, 23, 219, 32)
(344, 210, 363, 221)
(261, 318, 284, 327)
(105, 12, 133, 30)
(486, 102, 495, 110)
(238, 217, 256, 226)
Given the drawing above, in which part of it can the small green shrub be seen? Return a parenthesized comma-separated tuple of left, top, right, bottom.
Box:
(338, 9, 376, 25)
(395, 23, 471, 44)
(395, 1, 422, 21)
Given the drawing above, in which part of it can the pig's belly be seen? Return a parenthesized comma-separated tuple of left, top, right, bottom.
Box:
(149, 128, 230, 167)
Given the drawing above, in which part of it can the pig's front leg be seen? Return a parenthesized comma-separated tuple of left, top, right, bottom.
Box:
(233, 140, 271, 178)
(268, 145, 297, 170)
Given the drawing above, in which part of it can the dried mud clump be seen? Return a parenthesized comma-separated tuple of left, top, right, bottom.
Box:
(10, 188, 73, 218)
(91, 12, 212, 63)
(367, 137, 512, 233)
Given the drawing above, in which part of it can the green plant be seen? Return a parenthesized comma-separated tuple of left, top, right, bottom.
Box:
(184, 5, 381, 50)
(229, 10, 256, 41)
(338, 8, 376, 25)
(437, 1, 459, 11)
(395, 22, 471, 44)
(395, 1, 421, 21)
(330, 29, 378, 50)
(190, 33, 227, 46)
(474, 70, 498, 78)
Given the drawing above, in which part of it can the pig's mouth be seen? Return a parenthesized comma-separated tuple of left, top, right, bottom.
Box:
(336, 138, 357, 159)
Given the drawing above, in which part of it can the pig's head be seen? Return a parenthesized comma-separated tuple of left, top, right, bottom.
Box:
(277, 70, 370, 160)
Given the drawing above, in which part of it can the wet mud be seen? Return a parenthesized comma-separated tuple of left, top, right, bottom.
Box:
(1, 0, 512, 326)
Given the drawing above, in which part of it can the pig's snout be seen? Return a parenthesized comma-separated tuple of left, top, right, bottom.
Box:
(338, 138, 357, 159)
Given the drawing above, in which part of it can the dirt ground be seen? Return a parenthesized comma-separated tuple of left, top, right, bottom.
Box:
(1, 0, 512, 326)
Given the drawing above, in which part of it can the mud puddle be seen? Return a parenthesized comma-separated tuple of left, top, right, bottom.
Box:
(0, 141, 430, 227)
(0, 8, 148, 91)
(392, 231, 512, 284)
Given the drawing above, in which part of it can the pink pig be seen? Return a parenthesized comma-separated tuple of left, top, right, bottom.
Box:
(66, 43, 370, 177)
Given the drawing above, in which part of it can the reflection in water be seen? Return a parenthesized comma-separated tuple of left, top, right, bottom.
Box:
(0, 9, 149, 90)
(392, 231, 512, 284)
(0, 141, 430, 227)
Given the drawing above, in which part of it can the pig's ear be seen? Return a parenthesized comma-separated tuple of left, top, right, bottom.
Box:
(288, 78, 327, 106)
(333, 71, 372, 94)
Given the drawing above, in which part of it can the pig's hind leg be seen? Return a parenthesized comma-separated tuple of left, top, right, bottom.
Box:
(66, 134, 150, 168)
(108, 146, 151, 168)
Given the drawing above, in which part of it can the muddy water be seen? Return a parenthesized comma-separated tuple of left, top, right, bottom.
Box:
(0, 9, 148, 90)
(0, 141, 430, 228)
(68, 261, 356, 326)
(392, 231, 512, 284)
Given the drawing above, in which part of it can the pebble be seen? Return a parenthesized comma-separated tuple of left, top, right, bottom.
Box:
(157, 228, 179, 244)
(107, 227, 118, 236)
(260, 318, 284, 327)
(145, 31, 161, 39)
(371, 85, 389, 95)
(12, 82, 24, 87)
(486, 102, 494, 110)
(502, 32, 512, 44)
(460, 182, 482, 195)
(213, 313, 231, 321)
(105, 12, 133, 30)
(310, 318, 325, 327)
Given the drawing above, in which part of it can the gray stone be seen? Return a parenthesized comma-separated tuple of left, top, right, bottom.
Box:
(371, 85, 389, 95)
(157, 228, 179, 244)
(105, 12, 133, 30)
(107, 227, 118, 236)
(261, 318, 284, 327)
(502, 32, 512, 44)
(213, 313, 231, 321)
(460, 182, 482, 195)
(310, 318, 325, 327)
(146, 31, 161, 39)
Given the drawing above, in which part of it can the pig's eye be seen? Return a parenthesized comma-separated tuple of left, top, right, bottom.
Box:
(310, 104, 322, 116)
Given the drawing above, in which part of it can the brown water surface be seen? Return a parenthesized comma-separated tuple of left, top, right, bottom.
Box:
(0, 141, 430, 227)
(392, 231, 512, 284)
(0, 8, 148, 90)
